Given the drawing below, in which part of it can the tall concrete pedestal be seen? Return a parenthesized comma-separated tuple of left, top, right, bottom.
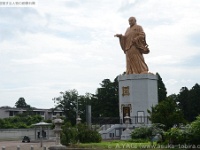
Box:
(118, 74, 158, 125)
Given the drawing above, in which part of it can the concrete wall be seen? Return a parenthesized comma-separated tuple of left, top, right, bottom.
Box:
(0, 109, 9, 119)
(0, 129, 55, 141)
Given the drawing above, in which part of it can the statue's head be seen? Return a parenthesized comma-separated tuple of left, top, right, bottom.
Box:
(128, 17, 136, 26)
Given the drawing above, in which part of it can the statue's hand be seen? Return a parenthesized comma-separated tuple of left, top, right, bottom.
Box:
(114, 34, 122, 38)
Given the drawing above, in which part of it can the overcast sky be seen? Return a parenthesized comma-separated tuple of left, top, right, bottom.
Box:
(0, 0, 200, 108)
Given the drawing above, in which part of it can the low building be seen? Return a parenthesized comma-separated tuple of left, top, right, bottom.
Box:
(0, 106, 64, 120)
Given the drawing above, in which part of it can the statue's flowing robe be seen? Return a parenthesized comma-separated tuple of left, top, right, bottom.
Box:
(119, 25, 149, 74)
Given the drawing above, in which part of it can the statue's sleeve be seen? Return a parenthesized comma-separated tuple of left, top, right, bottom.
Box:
(118, 28, 130, 51)
(119, 36, 126, 51)
(135, 26, 150, 54)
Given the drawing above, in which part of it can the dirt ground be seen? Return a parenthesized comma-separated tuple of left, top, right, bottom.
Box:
(0, 141, 55, 150)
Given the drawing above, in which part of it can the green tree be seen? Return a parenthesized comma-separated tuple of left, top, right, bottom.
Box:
(148, 97, 186, 130)
(189, 84, 200, 122)
(176, 84, 200, 122)
(15, 97, 31, 109)
(53, 89, 93, 124)
(77, 93, 92, 123)
(167, 94, 177, 101)
(156, 73, 167, 102)
(176, 87, 190, 121)
(91, 77, 119, 117)
(53, 89, 78, 125)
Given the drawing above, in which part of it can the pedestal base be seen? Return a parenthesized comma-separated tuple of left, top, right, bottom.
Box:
(121, 129, 131, 140)
(118, 74, 158, 124)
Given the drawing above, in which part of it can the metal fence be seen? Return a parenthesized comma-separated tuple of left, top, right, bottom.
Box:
(92, 117, 120, 125)
(92, 116, 150, 125)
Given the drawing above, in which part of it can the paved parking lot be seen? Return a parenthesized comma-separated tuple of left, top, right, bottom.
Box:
(0, 141, 55, 150)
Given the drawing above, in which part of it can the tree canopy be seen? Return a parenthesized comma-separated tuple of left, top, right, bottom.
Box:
(15, 97, 31, 109)
(52, 74, 200, 126)
(176, 84, 200, 122)
(53, 77, 119, 125)
(53, 89, 78, 125)
(148, 97, 186, 130)
(0, 114, 42, 129)
(156, 73, 167, 102)
(91, 77, 119, 118)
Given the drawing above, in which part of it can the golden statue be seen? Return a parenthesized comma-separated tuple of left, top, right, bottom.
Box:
(115, 17, 150, 74)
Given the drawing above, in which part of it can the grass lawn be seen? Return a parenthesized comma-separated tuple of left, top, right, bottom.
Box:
(74, 140, 181, 149)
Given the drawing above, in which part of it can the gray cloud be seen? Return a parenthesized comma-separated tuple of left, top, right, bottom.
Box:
(0, 8, 45, 41)
(0, 0, 200, 108)
(118, 0, 141, 12)
(188, 32, 200, 47)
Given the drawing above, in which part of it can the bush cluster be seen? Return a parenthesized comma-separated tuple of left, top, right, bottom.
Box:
(131, 124, 164, 142)
(164, 126, 189, 144)
(131, 126, 151, 139)
(165, 115, 200, 145)
(131, 115, 200, 146)
(0, 114, 42, 129)
(61, 122, 102, 146)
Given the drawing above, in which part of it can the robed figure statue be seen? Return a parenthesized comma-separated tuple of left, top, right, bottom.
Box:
(115, 17, 150, 74)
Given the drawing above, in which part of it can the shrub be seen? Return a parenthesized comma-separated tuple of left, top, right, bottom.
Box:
(164, 127, 186, 144)
(61, 122, 78, 146)
(131, 124, 164, 142)
(188, 115, 200, 145)
(77, 123, 101, 143)
(61, 123, 102, 146)
(131, 125, 151, 139)
(78, 128, 101, 143)
(164, 116, 200, 146)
